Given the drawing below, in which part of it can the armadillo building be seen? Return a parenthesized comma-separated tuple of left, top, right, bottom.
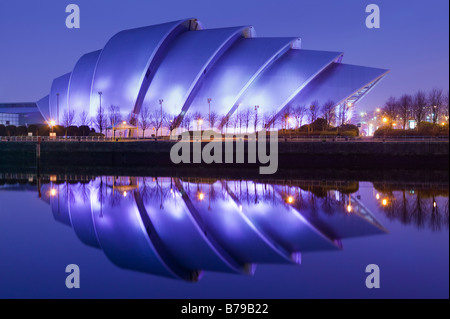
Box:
(35, 18, 389, 132)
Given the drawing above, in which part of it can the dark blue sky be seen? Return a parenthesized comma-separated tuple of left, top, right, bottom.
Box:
(0, 0, 448, 111)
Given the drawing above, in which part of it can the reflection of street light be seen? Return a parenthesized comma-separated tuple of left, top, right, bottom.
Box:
(287, 196, 294, 204)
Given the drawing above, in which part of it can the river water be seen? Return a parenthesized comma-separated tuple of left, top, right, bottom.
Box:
(0, 173, 448, 298)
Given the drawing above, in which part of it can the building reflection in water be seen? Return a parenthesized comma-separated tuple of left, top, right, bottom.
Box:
(3, 175, 394, 282)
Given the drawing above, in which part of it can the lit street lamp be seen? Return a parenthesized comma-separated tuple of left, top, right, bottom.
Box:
(56, 93, 60, 125)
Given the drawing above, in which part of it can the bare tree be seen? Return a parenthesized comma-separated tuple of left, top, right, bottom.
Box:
(209, 111, 219, 129)
(443, 90, 449, 121)
(220, 114, 230, 133)
(382, 96, 398, 127)
(94, 106, 107, 134)
(292, 105, 307, 129)
(62, 109, 76, 127)
(150, 109, 167, 137)
(398, 94, 412, 130)
(243, 108, 252, 132)
(321, 100, 335, 127)
(428, 88, 444, 124)
(139, 107, 151, 138)
(108, 105, 122, 132)
(252, 108, 260, 132)
(182, 113, 193, 131)
(309, 100, 320, 124)
(412, 91, 427, 124)
(193, 111, 203, 131)
(78, 110, 90, 127)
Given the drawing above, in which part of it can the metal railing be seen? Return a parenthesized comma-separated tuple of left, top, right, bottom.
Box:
(0, 135, 448, 143)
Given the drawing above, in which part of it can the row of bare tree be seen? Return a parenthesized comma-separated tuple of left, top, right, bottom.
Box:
(382, 88, 449, 129)
(61, 98, 353, 136)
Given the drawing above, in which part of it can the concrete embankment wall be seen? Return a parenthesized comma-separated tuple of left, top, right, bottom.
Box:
(0, 141, 448, 170)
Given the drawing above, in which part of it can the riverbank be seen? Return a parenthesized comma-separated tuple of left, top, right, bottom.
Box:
(0, 140, 448, 171)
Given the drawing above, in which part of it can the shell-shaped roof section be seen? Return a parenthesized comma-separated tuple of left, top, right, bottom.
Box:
(89, 19, 201, 118)
(187, 37, 298, 117)
(235, 49, 343, 118)
(288, 63, 389, 109)
(142, 26, 252, 116)
(49, 72, 71, 124)
(36, 95, 50, 123)
(68, 50, 102, 121)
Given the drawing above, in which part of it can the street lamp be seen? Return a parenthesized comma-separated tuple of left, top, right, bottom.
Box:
(56, 93, 60, 125)
(159, 99, 164, 136)
(207, 98, 212, 128)
(49, 120, 56, 133)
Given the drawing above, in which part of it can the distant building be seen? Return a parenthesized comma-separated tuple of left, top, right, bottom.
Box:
(0, 103, 45, 126)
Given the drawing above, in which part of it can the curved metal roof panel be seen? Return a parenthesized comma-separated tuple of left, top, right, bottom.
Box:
(68, 50, 101, 120)
(186, 37, 297, 118)
(141, 178, 241, 273)
(288, 63, 389, 109)
(90, 185, 185, 279)
(90, 19, 199, 118)
(236, 49, 342, 121)
(49, 73, 71, 124)
(142, 27, 250, 116)
(36, 95, 50, 122)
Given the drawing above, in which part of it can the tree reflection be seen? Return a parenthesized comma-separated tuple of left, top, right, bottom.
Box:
(374, 184, 449, 231)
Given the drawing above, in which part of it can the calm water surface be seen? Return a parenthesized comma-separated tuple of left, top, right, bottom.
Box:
(0, 173, 448, 298)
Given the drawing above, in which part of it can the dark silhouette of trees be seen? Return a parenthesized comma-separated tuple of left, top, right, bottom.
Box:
(398, 94, 412, 130)
(428, 88, 444, 124)
(412, 91, 427, 124)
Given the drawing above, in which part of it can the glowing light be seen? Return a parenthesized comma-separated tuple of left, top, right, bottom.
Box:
(49, 120, 56, 127)
(287, 196, 294, 204)
(347, 205, 352, 213)
(287, 117, 292, 123)
(393, 123, 396, 127)
(347, 102, 353, 107)
(376, 193, 380, 200)
(433, 201, 437, 208)
(382, 198, 388, 206)
(123, 191, 127, 197)
(198, 192, 205, 201)
(122, 121, 126, 125)
(376, 108, 381, 113)
(383, 117, 388, 123)
(50, 189, 57, 197)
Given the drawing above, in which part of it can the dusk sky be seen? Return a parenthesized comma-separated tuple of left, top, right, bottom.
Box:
(0, 0, 448, 112)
